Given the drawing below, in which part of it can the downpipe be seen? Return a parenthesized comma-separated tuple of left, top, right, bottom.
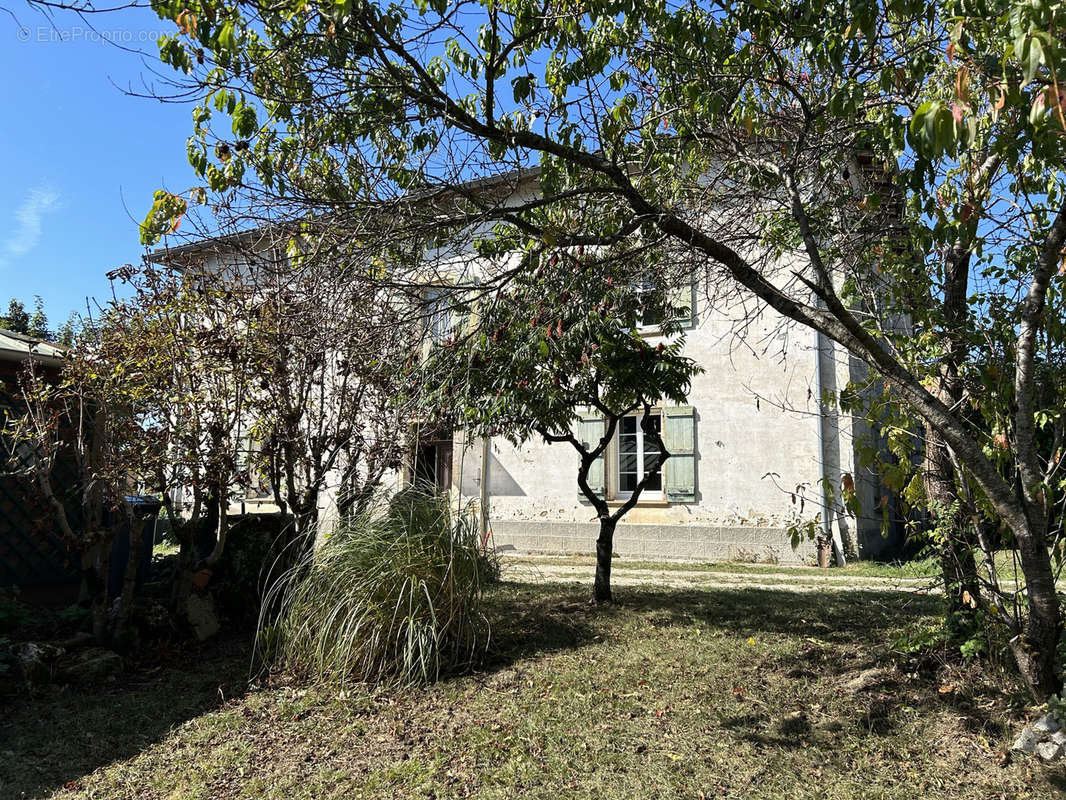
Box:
(814, 326, 847, 567)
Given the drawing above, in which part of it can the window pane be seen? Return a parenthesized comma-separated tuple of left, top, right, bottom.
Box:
(617, 413, 665, 496)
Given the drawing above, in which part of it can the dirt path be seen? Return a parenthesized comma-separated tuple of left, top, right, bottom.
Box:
(501, 556, 939, 594)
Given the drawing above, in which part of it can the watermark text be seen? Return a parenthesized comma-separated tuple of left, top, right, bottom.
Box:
(16, 25, 171, 44)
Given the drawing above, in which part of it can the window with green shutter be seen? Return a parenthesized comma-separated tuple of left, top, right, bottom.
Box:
(575, 411, 606, 500)
(663, 405, 697, 502)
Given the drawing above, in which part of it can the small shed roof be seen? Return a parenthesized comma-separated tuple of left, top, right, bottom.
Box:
(0, 328, 66, 366)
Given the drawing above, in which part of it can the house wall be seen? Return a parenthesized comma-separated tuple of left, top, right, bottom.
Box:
(455, 292, 881, 564)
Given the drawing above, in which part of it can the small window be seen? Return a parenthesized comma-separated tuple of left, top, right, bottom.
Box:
(634, 279, 693, 332)
(617, 413, 662, 499)
(424, 289, 454, 344)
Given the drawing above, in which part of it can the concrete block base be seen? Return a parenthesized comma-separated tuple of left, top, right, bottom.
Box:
(489, 520, 817, 564)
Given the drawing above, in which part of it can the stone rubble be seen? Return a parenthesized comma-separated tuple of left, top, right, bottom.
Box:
(1012, 712, 1066, 762)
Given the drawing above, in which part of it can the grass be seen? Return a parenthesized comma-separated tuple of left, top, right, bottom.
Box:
(512, 550, 1066, 587)
(510, 553, 942, 580)
(5, 580, 1061, 799)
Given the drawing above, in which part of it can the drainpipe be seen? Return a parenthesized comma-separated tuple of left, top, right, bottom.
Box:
(479, 435, 491, 548)
(814, 326, 847, 567)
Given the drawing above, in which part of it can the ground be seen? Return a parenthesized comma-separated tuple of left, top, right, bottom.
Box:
(2, 559, 1062, 799)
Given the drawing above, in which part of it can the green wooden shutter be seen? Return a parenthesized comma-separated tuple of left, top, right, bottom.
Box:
(663, 405, 696, 502)
(669, 280, 695, 329)
(575, 412, 606, 500)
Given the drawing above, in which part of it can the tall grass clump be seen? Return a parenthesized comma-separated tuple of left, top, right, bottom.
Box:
(261, 488, 494, 685)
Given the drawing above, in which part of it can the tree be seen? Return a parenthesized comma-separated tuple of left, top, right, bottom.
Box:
(417, 248, 700, 602)
(5, 332, 159, 643)
(1, 299, 30, 335)
(54, 311, 83, 347)
(1, 296, 66, 343)
(27, 296, 51, 341)
(195, 233, 415, 539)
(141, 0, 1066, 696)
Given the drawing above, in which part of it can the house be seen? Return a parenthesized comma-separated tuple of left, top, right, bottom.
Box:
(150, 172, 899, 565)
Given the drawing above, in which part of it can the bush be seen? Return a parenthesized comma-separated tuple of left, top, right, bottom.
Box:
(262, 489, 493, 685)
(211, 513, 302, 626)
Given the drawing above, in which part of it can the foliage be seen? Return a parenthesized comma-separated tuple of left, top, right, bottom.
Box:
(0, 299, 30, 335)
(208, 513, 300, 625)
(3, 333, 161, 643)
(0, 588, 32, 635)
(0, 297, 52, 340)
(419, 250, 695, 446)
(263, 488, 493, 685)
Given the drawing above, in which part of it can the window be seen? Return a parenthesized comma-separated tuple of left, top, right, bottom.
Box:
(634, 279, 694, 332)
(617, 413, 663, 499)
(424, 289, 454, 344)
(574, 405, 696, 504)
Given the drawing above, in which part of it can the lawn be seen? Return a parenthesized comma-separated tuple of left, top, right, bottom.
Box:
(513, 551, 1063, 586)
(3, 582, 1061, 799)
(508, 554, 941, 580)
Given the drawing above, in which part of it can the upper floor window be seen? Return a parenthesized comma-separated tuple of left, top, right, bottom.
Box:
(634, 279, 694, 333)
(424, 289, 454, 344)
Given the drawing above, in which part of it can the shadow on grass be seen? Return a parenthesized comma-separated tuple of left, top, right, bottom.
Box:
(0, 635, 253, 800)
(480, 582, 601, 671)
(611, 584, 944, 644)
(478, 581, 944, 685)
(488, 580, 943, 645)
(482, 582, 1014, 741)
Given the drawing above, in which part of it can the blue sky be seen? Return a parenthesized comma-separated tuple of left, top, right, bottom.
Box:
(0, 4, 199, 327)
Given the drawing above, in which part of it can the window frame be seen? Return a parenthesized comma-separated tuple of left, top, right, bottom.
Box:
(612, 410, 664, 502)
(423, 288, 455, 344)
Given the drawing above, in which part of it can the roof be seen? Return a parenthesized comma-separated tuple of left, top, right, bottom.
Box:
(148, 166, 542, 263)
(0, 328, 66, 366)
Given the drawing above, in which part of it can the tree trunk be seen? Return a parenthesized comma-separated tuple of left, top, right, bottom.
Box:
(83, 542, 110, 645)
(1010, 509, 1063, 699)
(922, 421, 981, 621)
(593, 516, 616, 604)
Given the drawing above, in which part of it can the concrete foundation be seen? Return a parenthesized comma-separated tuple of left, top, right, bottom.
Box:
(489, 519, 818, 564)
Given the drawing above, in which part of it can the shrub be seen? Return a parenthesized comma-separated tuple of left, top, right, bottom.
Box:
(262, 489, 493, 685)
(211, 513, 302, 626)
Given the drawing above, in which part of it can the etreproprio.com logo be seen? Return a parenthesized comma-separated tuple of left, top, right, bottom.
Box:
(17, 26, 170, 43)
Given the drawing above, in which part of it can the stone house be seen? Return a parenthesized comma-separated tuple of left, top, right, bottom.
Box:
(152, 172, 898, 565)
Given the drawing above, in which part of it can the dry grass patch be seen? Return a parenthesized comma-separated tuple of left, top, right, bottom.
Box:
(3, 583, 1061, 799)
